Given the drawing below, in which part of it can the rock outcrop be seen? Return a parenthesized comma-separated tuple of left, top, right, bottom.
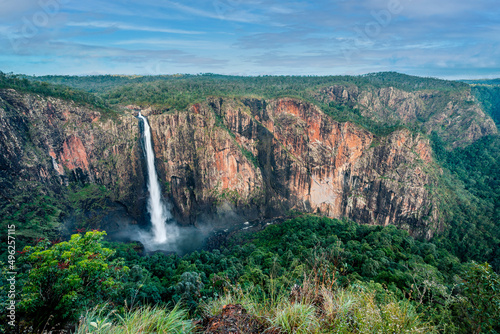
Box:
(201, 304, 267, 334)
(316, 85, 497, 147)
(0, 88, 145, 233)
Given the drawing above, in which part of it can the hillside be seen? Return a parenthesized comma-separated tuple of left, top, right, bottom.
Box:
(462, 79, 500, 127)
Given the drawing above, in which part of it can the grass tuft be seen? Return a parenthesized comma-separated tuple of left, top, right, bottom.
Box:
(75, 304, 194, 334)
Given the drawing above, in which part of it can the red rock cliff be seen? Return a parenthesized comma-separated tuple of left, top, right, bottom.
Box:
(0, 89, 461, 237)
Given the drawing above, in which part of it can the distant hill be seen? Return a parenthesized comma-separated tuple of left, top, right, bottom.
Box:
(462, 78, 500, 86)
(28, 71, 469, 95)
(459, 78, 500, 127)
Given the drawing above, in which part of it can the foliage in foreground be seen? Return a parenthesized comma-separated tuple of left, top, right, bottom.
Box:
(2, 217, 499, 333)
(77, 278, 433, 334)
(14, 231, 128, 332)
(201, 276, 433, 334)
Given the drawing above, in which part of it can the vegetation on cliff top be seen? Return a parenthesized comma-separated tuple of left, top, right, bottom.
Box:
(24, 72, 480, 139)
(0, 71, 117, 118)
(29, 72, 469, 96)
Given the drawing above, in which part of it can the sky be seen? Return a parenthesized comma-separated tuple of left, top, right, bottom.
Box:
(0, 0, 499, 79)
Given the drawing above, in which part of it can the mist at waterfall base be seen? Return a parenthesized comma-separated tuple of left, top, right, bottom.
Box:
(113, 113, 211, 255)
(117, 220, 212, 255)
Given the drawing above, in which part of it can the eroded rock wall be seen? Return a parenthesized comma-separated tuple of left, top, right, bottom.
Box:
(3, 87, 488, 238)
(317, 85, 497, 147)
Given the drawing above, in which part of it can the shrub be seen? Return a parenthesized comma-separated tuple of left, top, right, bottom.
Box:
(18, 231, 128, 331)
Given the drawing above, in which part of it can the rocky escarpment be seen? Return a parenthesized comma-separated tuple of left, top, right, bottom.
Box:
(208, 98, 437, 237)
(316, 85, 497, 147)
(2, 86, 491, 239)
(0, 89, 145, 233)
(134, 97, 438, 237)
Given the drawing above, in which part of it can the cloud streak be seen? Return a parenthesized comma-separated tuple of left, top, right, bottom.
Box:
(66, 21, 204, 35)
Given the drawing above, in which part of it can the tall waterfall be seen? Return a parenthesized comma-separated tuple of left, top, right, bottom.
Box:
(138, 112, 169, 243)
(129, 112, 207, 254)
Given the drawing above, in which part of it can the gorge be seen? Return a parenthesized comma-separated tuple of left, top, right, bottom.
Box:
(2, 72, 499, 332)
(0, 73, 498, 249)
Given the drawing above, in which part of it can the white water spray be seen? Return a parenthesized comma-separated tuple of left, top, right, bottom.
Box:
(138, 112, 170, 243)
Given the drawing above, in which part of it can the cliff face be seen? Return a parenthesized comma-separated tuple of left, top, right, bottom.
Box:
(133, 98, 437, 237)
(142, 103, 264, 226)
(208, 98, 436, 237)
(0, 89, 145, 233)
(316, 85, 497, 147)
(1, 86, 486, 238)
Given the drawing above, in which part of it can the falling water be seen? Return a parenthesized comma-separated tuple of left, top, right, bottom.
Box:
(118, 112, 211, 254)
(137, 112, 169, 243)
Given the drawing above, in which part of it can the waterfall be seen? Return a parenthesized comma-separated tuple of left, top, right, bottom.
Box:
(127, 111, 207, 254)
(51, 156, 59, 171)
(137, 112, 169, 243)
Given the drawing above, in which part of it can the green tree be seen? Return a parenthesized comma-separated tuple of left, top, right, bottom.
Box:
(456, 262, 500, 333)
(18, 231, 128, 331)
(174, 271, 204, 310)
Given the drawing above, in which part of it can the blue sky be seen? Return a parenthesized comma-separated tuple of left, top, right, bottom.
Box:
(0, 0, 499, 78)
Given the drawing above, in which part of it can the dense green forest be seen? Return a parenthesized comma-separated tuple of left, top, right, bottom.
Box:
(432, 134, 500, 272)
(0, 72, 111, 112)
(1, 72, 499, 333)
(2, 216, 499, 333)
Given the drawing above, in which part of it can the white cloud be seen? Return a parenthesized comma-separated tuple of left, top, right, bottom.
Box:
(66, 21, 204, 35)
(114, 38, 230, 50)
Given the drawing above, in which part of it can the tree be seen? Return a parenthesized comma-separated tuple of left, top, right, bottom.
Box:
(174, 271, 204, 310)
(18, 231, 128, 331)
(456, 262, 500, 334)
